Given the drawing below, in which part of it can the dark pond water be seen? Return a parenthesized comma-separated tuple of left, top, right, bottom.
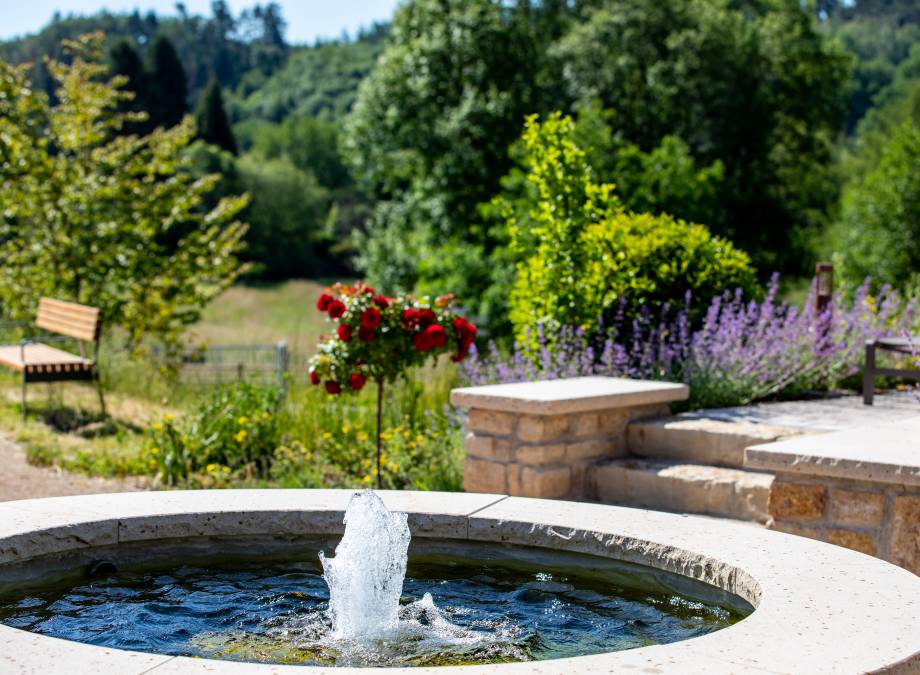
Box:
(0, 559, 743, 667)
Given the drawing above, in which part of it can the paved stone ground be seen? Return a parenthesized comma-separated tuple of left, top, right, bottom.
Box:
(683, 391, 920, 433)
(0, 435, 142, 502)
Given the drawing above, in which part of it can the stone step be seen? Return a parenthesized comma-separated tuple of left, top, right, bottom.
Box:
(627, 416, 802, 468)
(588, 458, 775, 523)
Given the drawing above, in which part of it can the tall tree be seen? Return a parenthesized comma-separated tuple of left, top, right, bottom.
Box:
(0, 34, 248, 349)
(108, 39, 149, 132)
(148, 35, 188, 129)
(196, 78, 237, 154)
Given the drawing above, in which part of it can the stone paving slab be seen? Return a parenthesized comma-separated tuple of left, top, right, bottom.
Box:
(686, 392, 920, 433)
(745, 416, 920, 485)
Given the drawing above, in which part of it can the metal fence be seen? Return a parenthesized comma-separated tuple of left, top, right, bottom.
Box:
(168, 342, 290, 390)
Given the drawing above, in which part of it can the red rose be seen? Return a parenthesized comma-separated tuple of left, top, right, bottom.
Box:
(452, 317, 477, 361)
(349, 373, 367, 390)
(417, 309, 436, 327)
(428, 323, 447, 347)
(402, 308, 419, 327)
(360, 307, 382, 328)
(337, 324, 353, 342)
(316, 293, 333, 312)
(309, 370, 321, 385)
(328, 299, 346, 319)
(363, 285, 375, 295)
(412, 331, 433, 352)
(325, 380, 341, 395)
(358, 325, 376, 342)
(373, 295, 389, 308)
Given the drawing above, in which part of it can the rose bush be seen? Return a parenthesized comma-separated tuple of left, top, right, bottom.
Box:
(308, 282, 476, 392)
(307, 281, 476, 486)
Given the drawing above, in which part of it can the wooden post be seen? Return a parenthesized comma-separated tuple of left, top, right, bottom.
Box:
(815, 263, 834, 353)
(863, 339, 876, 406)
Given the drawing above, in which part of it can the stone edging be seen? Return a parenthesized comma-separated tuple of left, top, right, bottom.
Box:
(450, 376, 688, 415)
(0, 490, 919, 674)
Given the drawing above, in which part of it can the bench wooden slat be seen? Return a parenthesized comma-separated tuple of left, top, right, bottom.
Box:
(35, 298, 100, 342)
(36, 306, 99, 326)
(0, 344, 93, 372)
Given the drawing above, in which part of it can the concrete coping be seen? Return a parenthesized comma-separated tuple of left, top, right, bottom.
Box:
(450, 376, 689, 415)
(0, 489, 919, 674)
(745, 416, 920, 486)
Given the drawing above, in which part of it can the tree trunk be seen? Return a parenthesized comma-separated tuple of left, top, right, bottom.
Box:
(375, 377, 384, 490)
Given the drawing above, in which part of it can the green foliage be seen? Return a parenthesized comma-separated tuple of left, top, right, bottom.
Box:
(345, 0, 563, 291)
(235, 115, 369, 272)
(148, 35, 188, 130)
(0, 3, 288, 105)
(184, 141, 337, 280)
(572, 104, 725, 229)
(236, 153, 331, 278)
(271, 417, 463, 491)
(832, 119, 920, 290)
(230, 32, 387, 123)
(146, 383, 283, 485)
(506, 114, 757, 341)
(196, 79, 238, 154)
(0, 34, 249, 349)
(349, 0, 847, 336)
(828, 17, 920, 132)
(553, 0, 849, 273)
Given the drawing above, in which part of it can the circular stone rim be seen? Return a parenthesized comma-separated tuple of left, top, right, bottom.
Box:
(0, 489, 918, 674)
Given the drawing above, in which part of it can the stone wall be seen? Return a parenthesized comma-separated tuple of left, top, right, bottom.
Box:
(463, 404, 669, 498)
(768, 475, 920, 575)
(746, 419, 920, 576)
(450, 376, 687, 499)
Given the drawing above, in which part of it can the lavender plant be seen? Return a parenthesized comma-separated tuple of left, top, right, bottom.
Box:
(462, 276, 915, 410)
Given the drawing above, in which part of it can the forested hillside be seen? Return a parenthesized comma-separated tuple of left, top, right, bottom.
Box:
(1, 0, 918, 335)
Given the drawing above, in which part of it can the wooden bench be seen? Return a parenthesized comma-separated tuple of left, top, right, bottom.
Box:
(863, 337, 920, 405)
(0, 298, 105, 420)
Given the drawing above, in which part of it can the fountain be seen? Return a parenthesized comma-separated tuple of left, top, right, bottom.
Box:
(320, 490, 411, 639)
(0, 488, 918, 673)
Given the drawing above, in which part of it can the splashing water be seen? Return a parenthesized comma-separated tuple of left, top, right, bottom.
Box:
(319, 490, 411, 639)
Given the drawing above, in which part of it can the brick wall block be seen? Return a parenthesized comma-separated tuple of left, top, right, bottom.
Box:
(830, 489, 885, 528)
(463, 457, 507, 494)
(769, 481, 827, 520)
(468, 408, 514, 436)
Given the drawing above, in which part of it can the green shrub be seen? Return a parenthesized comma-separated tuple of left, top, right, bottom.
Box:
(146, 383, 282, 485)
(505, 113, 757, 343)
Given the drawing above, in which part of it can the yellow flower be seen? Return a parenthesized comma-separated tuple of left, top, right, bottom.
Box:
(234, 429, 248, 443)
(415, 435, 425, 444)
(238, 416, 249, 426)
(357, 431, 369, 443)
(323, 432, 333, 440)
(342, 424, 350, 434)
(261, 411, 270, 420)
(152, 422, 163, 431)
(148, 459, 156, 468)
(164, 413, 174, 422)
(150, 447, 159, 455)
(206, 463, 217, 472)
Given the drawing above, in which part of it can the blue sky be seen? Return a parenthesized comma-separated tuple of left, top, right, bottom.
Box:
(0, 1, 401, 44)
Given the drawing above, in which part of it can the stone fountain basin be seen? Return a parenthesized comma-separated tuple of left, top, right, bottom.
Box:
(0, 490, 918, 674)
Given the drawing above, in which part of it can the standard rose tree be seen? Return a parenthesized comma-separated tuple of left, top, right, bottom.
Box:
(308, 282, 476, 487)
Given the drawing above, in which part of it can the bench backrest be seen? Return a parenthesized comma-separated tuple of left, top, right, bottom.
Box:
(35, 298, 101, 342)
